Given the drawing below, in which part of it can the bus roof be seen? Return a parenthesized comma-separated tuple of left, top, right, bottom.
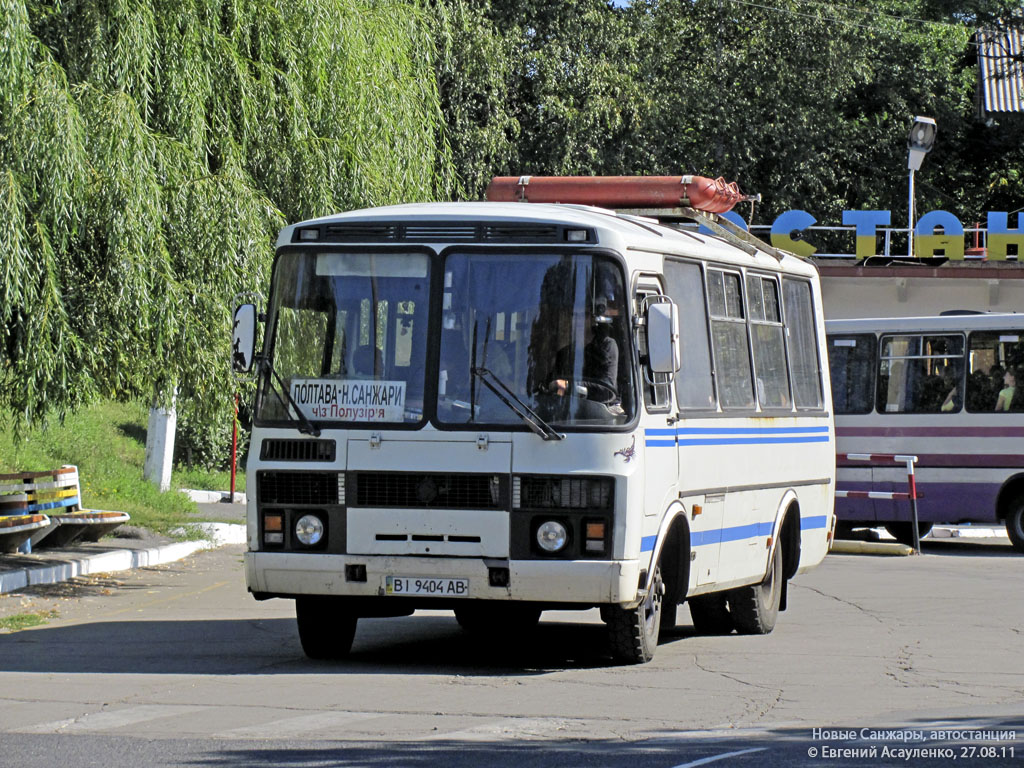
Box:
(277, 201, 817, 278)
(826, 313, 1024, 334)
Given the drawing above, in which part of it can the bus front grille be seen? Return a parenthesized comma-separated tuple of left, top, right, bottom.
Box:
(351, 472, 505, 509)
(258, 471, 343, 505)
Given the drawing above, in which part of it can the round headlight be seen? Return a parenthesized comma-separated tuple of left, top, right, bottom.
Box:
(295, 514, 325, 546)
(536, 520, 568, 553)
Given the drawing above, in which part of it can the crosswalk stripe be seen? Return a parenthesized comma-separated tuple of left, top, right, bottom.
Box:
(213, 711, 384, 740)
(18, 705, 205, 734)
(426, 717, 559, 741)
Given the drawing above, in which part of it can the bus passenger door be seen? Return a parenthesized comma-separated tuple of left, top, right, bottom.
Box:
(636, 281, 679, 545)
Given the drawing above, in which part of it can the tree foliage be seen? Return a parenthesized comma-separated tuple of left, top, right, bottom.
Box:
(1, 0, 455, 463)
(5, 0, 1024, 469)
(437, 0, 1024, 221)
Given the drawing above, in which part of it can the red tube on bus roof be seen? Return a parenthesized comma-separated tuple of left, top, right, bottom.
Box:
(485, 175, 745, 214)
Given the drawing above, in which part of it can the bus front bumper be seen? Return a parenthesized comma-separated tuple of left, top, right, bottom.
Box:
(245, 551, 643, 606)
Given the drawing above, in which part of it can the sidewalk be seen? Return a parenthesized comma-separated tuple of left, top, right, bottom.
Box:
(0, 491, 246, 595)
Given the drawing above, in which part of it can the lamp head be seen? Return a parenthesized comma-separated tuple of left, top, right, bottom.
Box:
(907, 116, 937, 170)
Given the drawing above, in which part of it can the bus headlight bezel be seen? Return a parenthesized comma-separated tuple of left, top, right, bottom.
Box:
(535, 520, 569, 553)
(295, 513, 326, 547)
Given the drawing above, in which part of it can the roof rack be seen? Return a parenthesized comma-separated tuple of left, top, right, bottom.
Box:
(617, 206, 794, 263)
(485, 174, 798, 262)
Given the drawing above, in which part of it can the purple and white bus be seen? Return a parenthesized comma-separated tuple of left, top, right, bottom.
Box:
(826, 313, 1024, 552)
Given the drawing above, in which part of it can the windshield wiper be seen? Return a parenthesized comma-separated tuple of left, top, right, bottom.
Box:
(472, 367, 564, 441)
(260, 358, 321, 437)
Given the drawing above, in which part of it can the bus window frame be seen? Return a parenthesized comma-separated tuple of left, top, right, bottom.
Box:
(707, 267, 756, 411)
(746, 271, 794, 413)
(663, 256, 717, 412)
(875, 332, 966, 416)
(826, 333, 878, 415)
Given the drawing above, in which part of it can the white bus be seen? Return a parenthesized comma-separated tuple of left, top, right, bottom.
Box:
(232, 177, 836, 664)
(826, 313, 1024, 552)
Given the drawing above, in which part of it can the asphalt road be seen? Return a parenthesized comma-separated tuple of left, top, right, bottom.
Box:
(0, 537, 1021, 767)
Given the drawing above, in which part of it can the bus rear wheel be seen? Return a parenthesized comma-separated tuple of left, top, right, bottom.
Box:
(729, 544, 782, 635)
(1006, 498, 1024, 553)
(296, 597, 357, 660)
(883, 522, 933, 547)
(604, 564, 663, 664)
(687, 593, 734, 635)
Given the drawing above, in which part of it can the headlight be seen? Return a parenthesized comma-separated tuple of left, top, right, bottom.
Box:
(536, 520, 568, 553)
(295, 514, 325, 546)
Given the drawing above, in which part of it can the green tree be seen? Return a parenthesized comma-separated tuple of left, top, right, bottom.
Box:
(1, 0, 455, 466)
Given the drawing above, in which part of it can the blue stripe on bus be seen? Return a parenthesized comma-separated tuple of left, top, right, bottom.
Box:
(800, 515, 828, 530)
(644, 425, 830, 448)
(677, 436, 830, 446)
(675, 426, 830, 435)
(645, 516, 826, 552)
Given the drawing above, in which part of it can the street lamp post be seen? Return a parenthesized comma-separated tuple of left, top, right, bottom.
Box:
(907, 116, 937, 257)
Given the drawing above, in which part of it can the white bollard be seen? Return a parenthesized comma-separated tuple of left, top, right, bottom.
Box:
(144, 402, 177, 492)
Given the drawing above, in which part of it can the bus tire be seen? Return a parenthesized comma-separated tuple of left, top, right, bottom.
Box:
(454, 604, 542, 635)
(729, 544, 782, 635)
(296, 597, 357, 660)
(883, 522, 933, 547)
(1006, 498, 1024, 553)
(604, 564, 663, 664)
(687, 593, 733, 635)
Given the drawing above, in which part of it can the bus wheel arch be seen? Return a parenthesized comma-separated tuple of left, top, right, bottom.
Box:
(657, 512, 692, 634)
(775, 497, 802, 612)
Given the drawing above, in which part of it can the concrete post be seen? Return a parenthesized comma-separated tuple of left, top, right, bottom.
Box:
(144, 400, 177, 492)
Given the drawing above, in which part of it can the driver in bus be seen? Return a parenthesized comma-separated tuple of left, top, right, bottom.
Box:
(545, 296, 621, 409)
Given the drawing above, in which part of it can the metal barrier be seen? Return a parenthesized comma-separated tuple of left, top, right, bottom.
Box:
(836, 453, 923, 554)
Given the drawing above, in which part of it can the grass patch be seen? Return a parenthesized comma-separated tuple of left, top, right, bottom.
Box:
(0, 610, 59, 632)
(0, 401, 244, 537)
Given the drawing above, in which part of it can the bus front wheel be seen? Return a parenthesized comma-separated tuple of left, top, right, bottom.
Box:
(729, 544, 782, 635)
(1006, 499, 1024, 553)
(296, 597, 357, 660)
(603, 564, 663, 664)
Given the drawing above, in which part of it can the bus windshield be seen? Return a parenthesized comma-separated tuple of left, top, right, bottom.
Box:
(437, 252, 634, 427)
(257, 251, 430, 425)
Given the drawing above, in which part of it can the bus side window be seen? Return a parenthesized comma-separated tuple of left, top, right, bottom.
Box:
(826, 334, 876, 414)
(748, 274, 791, 409)
(636, 289, 671, 411)
(664, 260, 715, 409)
(878, 334, 964, 413)
(708, 269, 754, 409)
(967, 330, 1024, 412)
(782, 278, 823, 410)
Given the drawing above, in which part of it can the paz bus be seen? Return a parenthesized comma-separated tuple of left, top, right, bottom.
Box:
(231, 175, 836, 664)
(826, 313, 1024, 552)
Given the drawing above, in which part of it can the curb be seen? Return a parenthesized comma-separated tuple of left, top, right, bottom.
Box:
(0, 523, 247, 595)
(182, 489, 246, 504)
(830, 540, 915, 556)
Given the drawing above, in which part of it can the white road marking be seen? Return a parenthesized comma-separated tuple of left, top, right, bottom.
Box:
(426, 717, 562, 741)
(18, 704, 205, 734)
(671, 747, 767, 768)
(213, 710, 383, 740)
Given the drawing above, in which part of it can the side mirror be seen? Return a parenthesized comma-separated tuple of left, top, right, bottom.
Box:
(232, 304, 257, 373)
(647, 302, 680, 374)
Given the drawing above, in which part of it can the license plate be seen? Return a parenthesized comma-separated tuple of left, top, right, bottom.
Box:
(385, 576, 469, 597)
